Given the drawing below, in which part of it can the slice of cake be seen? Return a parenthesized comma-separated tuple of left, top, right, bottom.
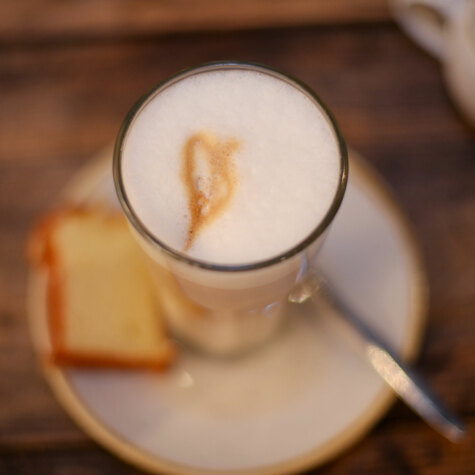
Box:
(29, 208, 176, 370)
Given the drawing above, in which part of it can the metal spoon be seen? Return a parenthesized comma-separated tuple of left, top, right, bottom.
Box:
(288, 271, 466, 443)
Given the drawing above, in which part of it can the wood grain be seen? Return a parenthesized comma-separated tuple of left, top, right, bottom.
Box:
(1, 420, 474, 474)
(0, 0, 390, 43)
(0, 21, 474, 475)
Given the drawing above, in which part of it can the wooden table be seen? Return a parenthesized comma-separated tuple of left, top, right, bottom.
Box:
(1, 2, 474, 473)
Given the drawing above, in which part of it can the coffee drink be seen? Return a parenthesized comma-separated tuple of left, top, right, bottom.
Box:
(115, 63, 347, 354)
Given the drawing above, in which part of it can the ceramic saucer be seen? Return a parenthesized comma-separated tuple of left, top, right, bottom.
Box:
(28, 149, 428, 475)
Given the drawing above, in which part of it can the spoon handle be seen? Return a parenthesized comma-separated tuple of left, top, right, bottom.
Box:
(314, 276, 466, 443)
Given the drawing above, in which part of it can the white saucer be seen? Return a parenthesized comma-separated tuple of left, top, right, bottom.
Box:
(28, 149, 428, 475)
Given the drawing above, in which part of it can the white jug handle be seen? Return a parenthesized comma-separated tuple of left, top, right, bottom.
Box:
(390, 0, 462, 59)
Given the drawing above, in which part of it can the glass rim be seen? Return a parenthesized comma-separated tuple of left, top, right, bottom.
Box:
(113, 60, 348, 273)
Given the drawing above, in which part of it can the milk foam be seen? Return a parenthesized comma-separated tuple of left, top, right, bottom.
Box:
(122, 69, 341, 265)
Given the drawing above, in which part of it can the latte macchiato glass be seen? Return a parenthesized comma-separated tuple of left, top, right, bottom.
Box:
(114, 62, 348, 355)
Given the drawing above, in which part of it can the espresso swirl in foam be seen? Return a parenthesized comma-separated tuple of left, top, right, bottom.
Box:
(122, 68, 341, 265)
(182, 132, 240, 250)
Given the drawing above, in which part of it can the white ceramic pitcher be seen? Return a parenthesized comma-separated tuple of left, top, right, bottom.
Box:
(391, 0, 475, 125)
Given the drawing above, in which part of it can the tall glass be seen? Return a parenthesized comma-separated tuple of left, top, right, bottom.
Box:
(114, 62, 348, 355)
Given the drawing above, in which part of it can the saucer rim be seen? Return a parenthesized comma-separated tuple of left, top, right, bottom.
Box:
(28, 148, 429, 475)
